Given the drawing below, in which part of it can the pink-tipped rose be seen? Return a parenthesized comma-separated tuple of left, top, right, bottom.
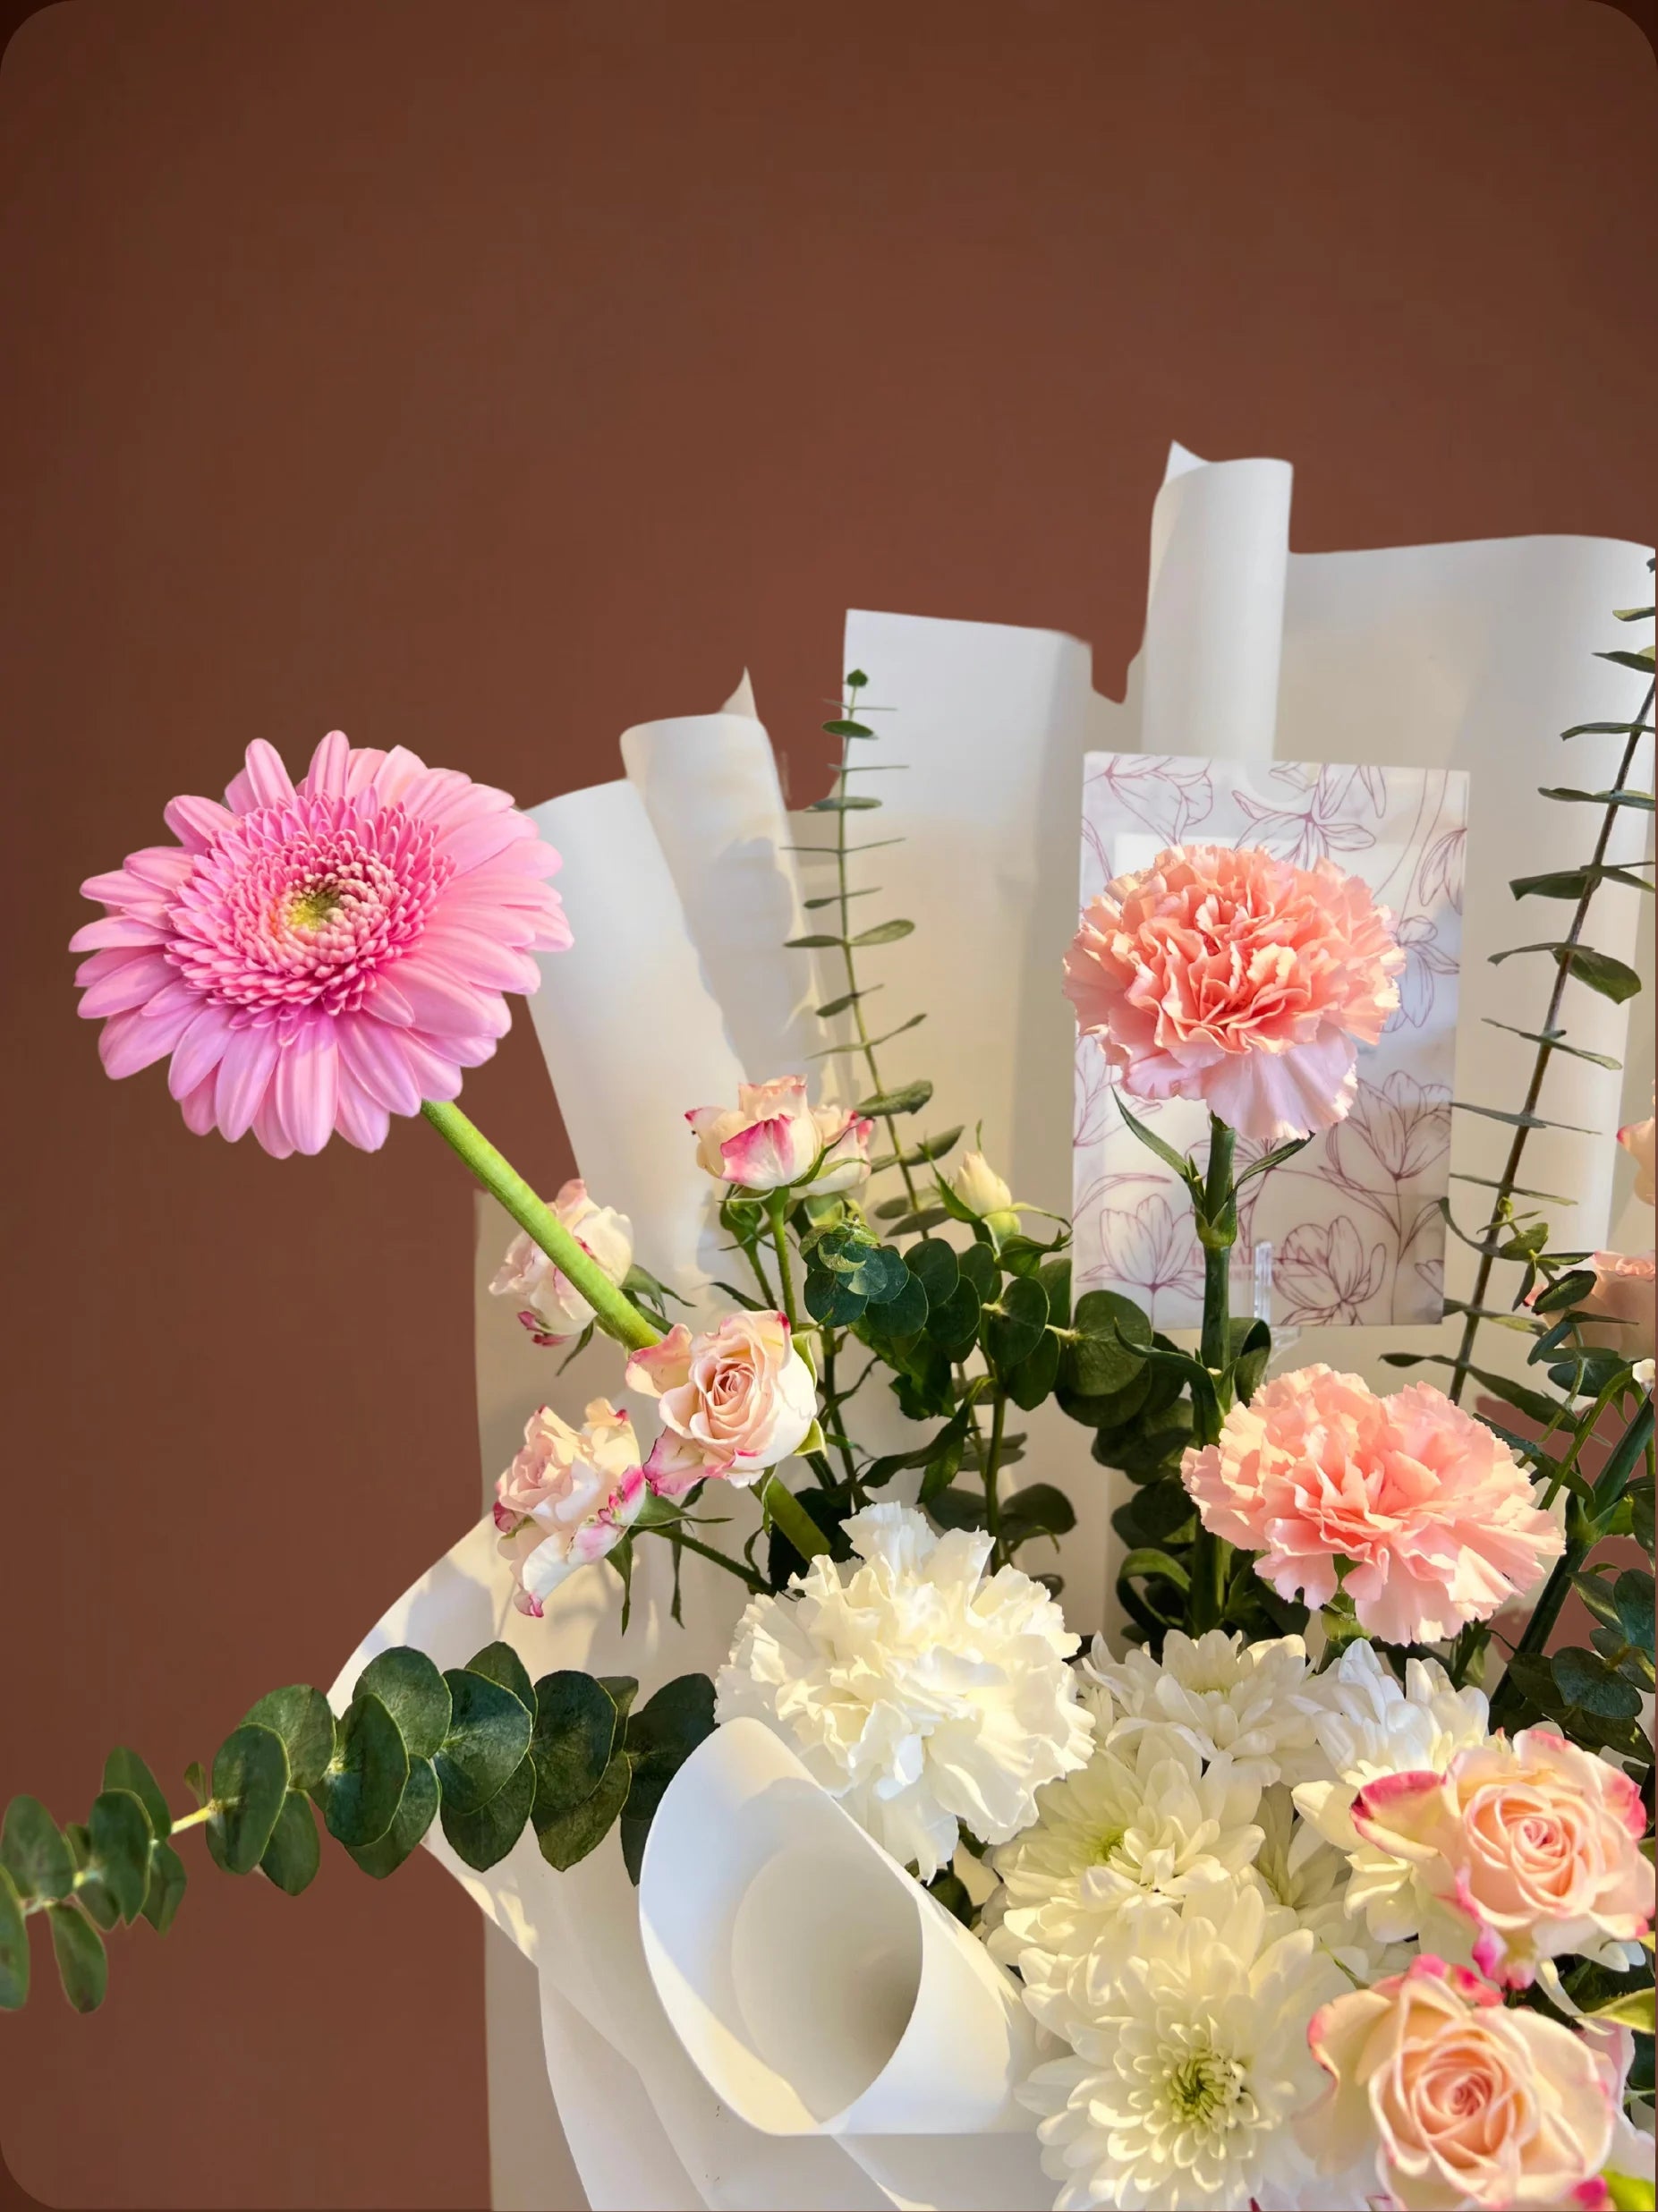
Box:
(1619, 1102, 1654, 1207)
(1580, 1250, 1657, 1363)
(493, 1397, 646, 1616)
(1350, 1729, 1654, 1988)
(1063, 842, 1404, 1142)
(1181, 1365, 1564, 1646)
(489, 1181, 634, 1345)
(686, 1077, 872, 1195)
(625, 1309, 818, 1492)
(1302, 1955, 1642, 2210)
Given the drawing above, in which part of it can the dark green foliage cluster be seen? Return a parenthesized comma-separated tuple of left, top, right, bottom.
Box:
(0, 1648, 713, 2014)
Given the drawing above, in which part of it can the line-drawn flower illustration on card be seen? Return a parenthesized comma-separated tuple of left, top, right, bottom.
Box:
(1276, 1217, 1390, 1323)
(1416, 823, 1467, 914)
(1084, 754, 1213, 850)
(1390, 913, 1458, 1030)
(1231, 761, 1387, 867)
(1093, 1195, 1205, 1320)
(1325, 1071, 1451, 1188)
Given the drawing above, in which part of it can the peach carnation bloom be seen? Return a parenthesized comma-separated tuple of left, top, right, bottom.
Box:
(1301, 1954, 1640, 2211)
(686, 1076, 872, 1195)
(493, 1397, 646, 1616)
(1351, 1728, 1654, 1988)
(1063, 842, 1404, 1142)
(625, 1309, 818, 1493)
(1181, 1365, 1563, 1646)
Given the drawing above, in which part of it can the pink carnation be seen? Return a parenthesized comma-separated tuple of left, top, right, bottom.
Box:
(1181, 1364, 1564, 1644)
(1352, 1729, 1654, 1988)
(1063, 842, 1404, 1142)
(72, 734, 570, 1155)
(1302, 1954, 1643, 2210)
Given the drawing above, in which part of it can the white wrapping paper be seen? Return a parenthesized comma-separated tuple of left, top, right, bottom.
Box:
(340, 441, 1650, 2210)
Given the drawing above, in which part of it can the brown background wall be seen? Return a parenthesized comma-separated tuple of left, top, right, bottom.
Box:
(0, 3, 1653, 2207)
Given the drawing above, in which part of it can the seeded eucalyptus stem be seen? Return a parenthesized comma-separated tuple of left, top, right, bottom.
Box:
(421, 1099, 830, 1562)
(1189, 1114, 1237, 1631)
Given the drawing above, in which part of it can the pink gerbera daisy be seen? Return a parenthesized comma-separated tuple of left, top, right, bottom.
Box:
(72, 732, 571, 1156)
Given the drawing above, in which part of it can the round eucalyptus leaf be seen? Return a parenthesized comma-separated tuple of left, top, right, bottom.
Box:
(925, 1280, 982, 1354)
(872, 1269, 928, 1337)
(906, 1238, 958, 1304)
(0, 1866, 28, 2009)
(102, 1748, 171, 1839)
(259, 1793, 321, 1897)
(243, 1686, 336, 1792)
(1, 1797, 73, 1903)
(356, 1647, 452, 1762)
(533, 1750, 631, 1872)
(314, 1693, 408, 1849)
(77, 1867, 121, 1932)
(597, 1676, 639, 1728)
(347, 1758, 439, 1879)
(88, 1790, 153, 1923)
(983, 1274, 1048, 1372)
(441, 1753, 535, 1873)
(1613, 1570, 1654, 1652)
(47, 1903, 106, 2013)
(140, 1838, 188, 1935)
(620, 1676, 717, 1824)
(529, 1672, 619, 1816)
(207, 1724, 290, 1876)
(1005, 1326, 1061, 1410)
(1067, 1290, 1152, 1395)
(957, 1244, 999, 1300)
(1552, 1646, 1643, 1722)
(462, 1641, 534, 1713)
(436, 1670, 534, 1816)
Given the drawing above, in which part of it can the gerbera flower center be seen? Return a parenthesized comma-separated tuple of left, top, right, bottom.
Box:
(285, 883, 343, 932)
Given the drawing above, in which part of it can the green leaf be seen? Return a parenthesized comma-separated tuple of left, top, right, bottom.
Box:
(1232, 1318, 1272, 1406)
(1529, 1267, 1600, 1315)
(851, 919, 915, 947)
(807, 793, 882, 812)
(1113, 1478, 1196, 1548)
(1451, 1098, 1595, 1135)
(88, 1791, 153, 1923)
(242, 1686, 336, 1794)
(1057, 1363, 1152, 1432)
(356, 1647, 452, 1762)
(102, 1749, 171, 1840)
(0, 1866, 27, 2008)
(1380, 1353, 1560, 1425)
(1512, 865, 1654, 899)
(821, 718, 874, 737)
(463, 1646, 534, 1707)
(529, 1672, 619, 1826)
(1538, 786, 1654, 812)
(436, 1670, 535, 1816)
(1590, 1987, 1657, 2034)
(535, 1750, 633, 1872)
(1067, 1289, 1153, 1395)
(1552, 1646, 1643, 1721)
(1004, 1327, 1061, 1410)
(957, 1243, 999, 1299)
(924, 1277, 982, 1354)
(259, 1793, 321, 1896)
(207, 1724, 290, 1875)
(140, 1839, 188, 1933)
(347, 1758, 438, 1878)
(47, 1903, 106, 2013)
(785, 932, 846, 949)
(872, 1268, 928, 1335)
(854, 1080, 933, 1118)
(441, 1752, 536, 1872)
(622, 1676, 718, 1825)
(1119, 1547, 1192, 1594)
(598, 1677, 640, 1729)
(1, 1797, 73, 1902)
(1000, 1484, 1076, 1552)
(1489, 942, 1643, 1004)
(1614, 1570, 1654, 1651)
(927, 1485, 989, 1532)
(1596, 648, 1655, 673)
(313, 1694, 407, 1850)
(1560, 719, 1654, 738)
(814, 986, 880, 1017)
(983, 1274, 1049, 1371)
(1235, 1136, 1312, 1187)
(893, 1126, 965, 1167)
(1630, 1480, 1655, 1553)
(1112, 1094, 1197, 1182)
(183, 1761, 208, 1808)
(1482, 1017, 1623, 1069)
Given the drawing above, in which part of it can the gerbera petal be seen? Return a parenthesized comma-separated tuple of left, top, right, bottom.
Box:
(368, 746, 428, 804)
(336, 1016, 423, 1116)
(275, 1022, 339, 1155)
(231, 738, 298, 812)
(438, 811, 540, 874)
(77, 953, 176, 1018)
(178, 1072, 220, 1136)
(415, 923, 545, 993)
(333, 1069, 391, 1152)
(304, 729, 351, 798)
(167, 1003, 235, 1098)
(214, 1025, 280, 1143)
(98, 1008, 182, 1078)
(390, 958, 501, 1035)
(251, 1086, 296, 1160)
(163, 794, 236, 852)
(69, 915, 169, 953)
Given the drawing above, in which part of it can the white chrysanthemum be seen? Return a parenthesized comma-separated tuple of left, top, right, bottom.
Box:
(1291, 1639, 1489, 1943)
(985, 1727, 1262, 1970)
(714, 1502, 1093, 1879)
(1246, 1784, 1410, 1985)
(1084, 1629, 1322, 1785)
(1016, 1877, 1361, 2212)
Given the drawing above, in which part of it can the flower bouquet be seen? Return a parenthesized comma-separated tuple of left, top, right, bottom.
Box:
(4, 599, 1656, 2212)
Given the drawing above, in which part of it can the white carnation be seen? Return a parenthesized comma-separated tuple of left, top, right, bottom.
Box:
(714, 1502, 1093, 1880)
(986, 1726, 1262, 1971)
(1291, 1638, 1489, 1943)
(1016, 1876, 1360, 2212)
(1084, 1628, 1322, 1785)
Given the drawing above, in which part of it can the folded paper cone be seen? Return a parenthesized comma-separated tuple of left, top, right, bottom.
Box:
(639, 1719, 1040, 2139)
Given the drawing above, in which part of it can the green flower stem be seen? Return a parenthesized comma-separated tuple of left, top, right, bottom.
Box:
(983, 1391, 1008, 1569)
(421, 1099, 661, 1353)
(166, 1803, 214, 1837)
(761, 1470, 833, 1563)
(1190, 1113, 1237, 1631)
(765, 1191, 799, 1328)
(639, 1512, 768, 1594)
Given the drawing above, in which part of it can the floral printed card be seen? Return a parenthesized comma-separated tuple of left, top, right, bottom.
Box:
(1072, 754, 1468, 1330)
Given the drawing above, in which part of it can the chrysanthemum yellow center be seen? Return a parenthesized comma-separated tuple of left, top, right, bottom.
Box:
(285, 885, 342, 932)
(1164, 2046, 1245, 2127)
(1093, 1825, 1127, 1863)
